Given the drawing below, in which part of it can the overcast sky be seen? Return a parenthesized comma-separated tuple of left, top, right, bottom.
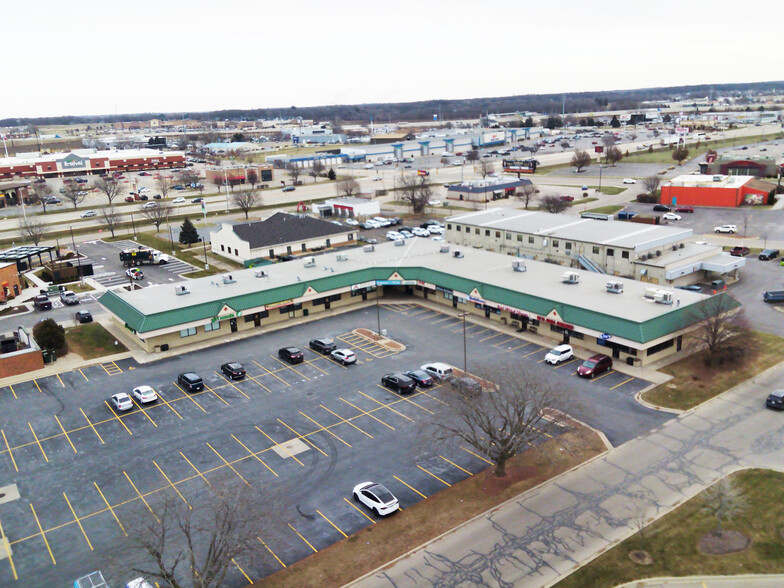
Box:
(4, 0, 779, 120)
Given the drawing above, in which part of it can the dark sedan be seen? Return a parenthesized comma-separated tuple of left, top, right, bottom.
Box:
(279, 347, 304, 364)
(381, 373, 416, 394)
(403, 369, 434, 387)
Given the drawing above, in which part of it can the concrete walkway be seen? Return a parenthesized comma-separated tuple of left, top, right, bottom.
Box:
(351, 357, 784, 588)
(616, 575, 784, 588)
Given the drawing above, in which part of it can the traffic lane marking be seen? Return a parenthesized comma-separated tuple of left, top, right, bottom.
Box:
(587, 369, 616, 384)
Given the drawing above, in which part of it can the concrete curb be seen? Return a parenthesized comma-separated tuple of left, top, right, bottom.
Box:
(614, 574, 784, 588)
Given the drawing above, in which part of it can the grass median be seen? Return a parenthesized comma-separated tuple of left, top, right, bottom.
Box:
(252, 418, 606, 588)
(642, 331, 784, 411)
(65, 322, 128, 360)
(555, 469, 784, 588)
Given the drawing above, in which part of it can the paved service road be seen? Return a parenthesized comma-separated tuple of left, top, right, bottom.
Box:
(353, 354, 784, 588)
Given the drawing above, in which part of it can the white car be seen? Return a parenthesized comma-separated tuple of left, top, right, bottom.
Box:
(432, 236, 445, 241)
(412, 227, 430, 237)
(138, 187, 149, 193)
(386, 231, 404, 241)
(363, 220, 381, 229)
(172, 197, 186, 204)
(373, 217, 391, 227)
(662, 212, 682, 221)
(331, 349, 357, 365)
(132, 386, 158, 404)
(429, 199, 442, 207)
(142, 202, 157, 209)
(80, 210, 96, 217)
(544, 344, 574, 365)
(622, 178, 636, 184)
(353, 482, 399, 516)
(344, 218, 359, 226)
(714, 224, 737, 234)
(110, 393, 133, 411)
(363, 163, 375, 169)
(428, 225, 445, 235)
(372, 175, 383, 181)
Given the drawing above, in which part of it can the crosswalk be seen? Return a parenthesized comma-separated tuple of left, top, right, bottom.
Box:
(84, 240, 197, 288)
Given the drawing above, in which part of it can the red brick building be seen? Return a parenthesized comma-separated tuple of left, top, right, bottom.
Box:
(660, 174, 777, 208)
(204, 164, 273, 187)
(0, 262, 22, 301)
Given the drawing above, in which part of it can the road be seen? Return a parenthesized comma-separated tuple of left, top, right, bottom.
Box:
(353, 359, 784, 588)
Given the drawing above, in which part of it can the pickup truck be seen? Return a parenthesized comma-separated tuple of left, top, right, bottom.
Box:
(729, 246, 750, 257)
(763, 291, 784, 303)
(60, 290, 79, 305)
(33, 295, 52, 310)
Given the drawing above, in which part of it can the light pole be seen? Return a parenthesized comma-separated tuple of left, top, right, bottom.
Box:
(598, 164, 603, 193)
(458, 312, 468, 372)
(70, 225, 83, 285)
(375, 284, 382, 340)
(224, 167, 230, 212)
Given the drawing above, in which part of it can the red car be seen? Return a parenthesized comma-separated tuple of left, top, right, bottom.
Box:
(560, 195, 575, 202)
(675, 205, 694, 213)
(577, 354, 613, 378)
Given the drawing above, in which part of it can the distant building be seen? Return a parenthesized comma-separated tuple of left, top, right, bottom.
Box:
(698, 155, 782, 178)
(661, 174, 778, 207)
(446, 178, 528, 204)
(0, 262, 22, 301)
(204, 164, 273, 187)
(311, 197, 380, 219)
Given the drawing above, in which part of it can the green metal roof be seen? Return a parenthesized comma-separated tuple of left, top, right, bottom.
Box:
(99, 265, 737, 344)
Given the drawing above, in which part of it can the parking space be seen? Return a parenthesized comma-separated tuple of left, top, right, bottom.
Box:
(0, 304, 666, 586)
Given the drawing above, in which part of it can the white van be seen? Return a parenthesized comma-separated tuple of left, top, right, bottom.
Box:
(420, 362, 453, 381)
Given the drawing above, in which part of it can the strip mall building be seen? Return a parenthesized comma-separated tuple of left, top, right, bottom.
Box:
(99, 239, 734, 367)
(0, 149, 185, 180)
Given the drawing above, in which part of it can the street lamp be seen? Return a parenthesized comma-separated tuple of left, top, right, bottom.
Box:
(375, 284, 382, 341)
(224, 167, 230, 213)
(458, 312, 468, 372)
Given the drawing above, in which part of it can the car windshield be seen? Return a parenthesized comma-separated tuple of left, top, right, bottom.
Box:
(582, 360, 597, 368)
(369, 484, 394, 503)
(229, 363, 242, 370)
(410, 370, 428, 378)
(549, 349, 562, 356)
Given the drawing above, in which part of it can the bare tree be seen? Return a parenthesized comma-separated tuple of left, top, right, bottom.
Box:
(688, 294, 751, 366)
(540, 195, 570, 214)
(231, 188, 259, 220)
(308, 161, 325, 183)
(286, 163, 302, 185)
(652, 129, 660, 138)
(178, 169, 199, 187)
(100, 207, 123, 238)
(478, 159, 494, 179)
(630, 133, 638, 143)
(570, 150, 592, 173)
(62, 183, 86, 209)
(560, 140, 570, 151)
(336, 177, 361, 198)
(211, 176, 224, 194)
(701, 478, 747, 535)
(92, 176, 126, 206)
(125, 481, 274, 588)
(141, 202, 172, 232)
(246, 169, 258, 190)
(397, 174, 433, 214)
(601, 134, 616, 164)
(606, 146, 623, 166)
(156, 175, 173, 200)
(643, 175, 661, 194)
(672, 146, 690, 165)
(427, 362, 563, 477)
(19, 217, 46, 245)
(33, 183, 54, 213)
(515, 183, 538, 209)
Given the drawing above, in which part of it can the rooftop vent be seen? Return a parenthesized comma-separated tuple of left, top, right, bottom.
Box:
(562, 271, 580, 284)
(174, 285, 190, 296)
(254, 269, 268, 278)
(394, 239, 405, 247)
(440, 244, 450, 254)
(336, 253, 348, 262)
(303, 257, 316, 268)
(512, 259, 527, 272)
(453, 249, 464, 258)
(363, 245, 375, 253)
(222, 274, 236, 284)
(712, 175, 722, 182)
(606, 280, 623, 294)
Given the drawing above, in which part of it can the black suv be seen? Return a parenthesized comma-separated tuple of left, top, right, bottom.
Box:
(279, 347, 304, 364)
(178, 372, 204, 392)
(221, 362, 246, 380)
(652, 204, 671, 212)
(75, 310, 93, 323)
(381, 373, 416, 394)
(759, 248, 780, 261)
(309, 338, 337, 354)
(766, 389, 784, 410)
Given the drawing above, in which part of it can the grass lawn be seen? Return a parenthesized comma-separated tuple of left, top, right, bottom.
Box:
(590, 186, 626, 195)
(63, 281, 95, 293)
(252, 419, 607, 588)
(555, 469, 784, 588)
(65, 323, 128, 359)
(586, 205, 624, 215)
(643, 331, 784, 411)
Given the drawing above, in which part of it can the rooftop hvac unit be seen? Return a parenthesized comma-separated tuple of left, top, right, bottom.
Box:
(654, 291, 673, 305)
(222, 274, 236, 284)
(672, 245, 678, 251)
(174, 285, 190, 296)
(254, 269, 268, 278)
(562, 271, 580, 284)
(713, 175, 722, 182)
(394, 239, 405, 247)
(363, 245, 375, 252)
(336, 253, 348, 262)
(606, 280, 623, 294)
(303, 257, 316, 268)
(440, 244, 450, 254)
(644, 287, 659, 299)
(512, 259, 527, 272)
(453, 249, 464, 258)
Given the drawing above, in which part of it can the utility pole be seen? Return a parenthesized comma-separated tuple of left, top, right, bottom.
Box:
(70, 225, 83, 285)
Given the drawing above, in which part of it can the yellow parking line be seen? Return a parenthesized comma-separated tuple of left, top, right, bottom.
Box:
(344, 496, 376, 523)
(439, 455, 472, 475)
(271, 355, 310, 380)
(56, 374, 65, 387)
(207, 443, 250, 486)
(258, 536, 286, 567)
(610, 377, 635, 390)
(233, 558, 252, 583)
(418, 464, 451, 487)
(479, 332, 504, 343)
(358, 390, 414, 422)
(415, 388, 449, 406)
(172, 381, 208, 412)
(589, 370, 616, 383)
(430, 315, 455, 324)
(28, 423, 49, 462)
(305, 358, 329, 374)
(80, 408, 104, 444)
(521, 347, 545, 358)
(214, 371, 251, 399)
(506, 341, 531, 351)
(124, 471, 160, 522)
(278, 419, 328, 457)
(180, 452, 214, 489)
(153, 460, 191, 508)
(299, 411, 351, 447)
(317, 510, 347, 538)
(231, 435, 278, 477)
(255, 426, 304, 466)
(553, 358, 578, 369)
(78, 369, 88, 381)
(63, 492, 93, 550)
(246, 373, 273, 393)
(0, 518, 18, 580)
(320, 404, 373, 438)
(104, 401, 133, 435)
(156, 390, 184, 419)
(2, 429, 18, 472)
(94, 482, 126, 536)
(7, 385, 16, 399)
(54, 415, 77, 453)
(393, 475, 427, 499)
(33, 379, 42, 393)
(288, 523, 317, 552)
(131, 398, 159, 427)
(253, 360, 291, 386)
(377, 384, 434, 414)
(30, 503, 55, 565)
(204, 383, 230, 406)
(340, 398, 394, 430)
(460, 445, 494, 465)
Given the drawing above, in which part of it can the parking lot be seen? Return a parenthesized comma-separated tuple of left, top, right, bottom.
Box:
(77, 239, 197, 288)
(0, 304, 665, 586)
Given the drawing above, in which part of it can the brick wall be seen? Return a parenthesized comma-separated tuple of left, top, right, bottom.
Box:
(0, 348, 44, 378)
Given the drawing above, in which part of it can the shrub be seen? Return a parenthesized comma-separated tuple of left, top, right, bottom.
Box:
(33, 318, 67, 355)
(636, 193, 658, 203)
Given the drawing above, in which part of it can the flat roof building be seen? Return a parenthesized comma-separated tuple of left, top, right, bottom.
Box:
(661, 174, 777, 207)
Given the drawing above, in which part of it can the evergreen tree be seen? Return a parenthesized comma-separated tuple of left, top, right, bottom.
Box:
(328, 168, 337, 181)
(610, 115, 621, 128)
(179, 217, 200, 247)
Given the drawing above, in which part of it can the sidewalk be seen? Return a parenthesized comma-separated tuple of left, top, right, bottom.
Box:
(615, 575, 784, 588)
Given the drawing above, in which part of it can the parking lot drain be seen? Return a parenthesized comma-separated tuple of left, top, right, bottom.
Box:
(0, 485, 19, 505)
(273, 438, 309, 458)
